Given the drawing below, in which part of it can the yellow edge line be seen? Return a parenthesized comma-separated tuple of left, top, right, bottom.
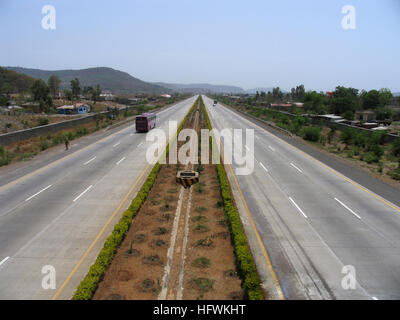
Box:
(229, 105, 400, 214)
(52, 162, 151, 300)
(206, 102, 285, 300)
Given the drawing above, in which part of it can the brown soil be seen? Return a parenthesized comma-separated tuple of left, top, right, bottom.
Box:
(93, 163, 179, 300)
(93, 99, 243, 300)
(182, 163, 242, 300)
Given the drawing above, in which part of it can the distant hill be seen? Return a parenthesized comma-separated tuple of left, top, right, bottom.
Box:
(5, 67, 169, 94)
(155, 82, 278, 95)
(0, 67, 35, 93)
(154, 82, 246, 94)
(246, 87, 274, 94)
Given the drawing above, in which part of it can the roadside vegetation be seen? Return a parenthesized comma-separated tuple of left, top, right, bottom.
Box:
(213, 86, 400, 184)
(0, 103, 167, 167)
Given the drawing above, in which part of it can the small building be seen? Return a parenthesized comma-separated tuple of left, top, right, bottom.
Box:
(355, 110, 376, 122)
(160, 94, 171, 98)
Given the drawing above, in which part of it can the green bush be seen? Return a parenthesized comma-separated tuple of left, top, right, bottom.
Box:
(354, 132, 368, 148)
(371, 130, 387, 145)
(371, 144, 384, 159)
(364, 152, 379, 164)
(52, 132, 65, 145)
(389, 168, 400, 180)
(319, 135, 327, 146)
(341, 128, 356, 145)
(378, 163, 383, 174)
(75, 127, 88, 137)
(303, 126, 320, 142)
(40, 140, 49, 151)
(37, 117, 49, 126)
(66, 131, 74, 141)
(292, 115, 306, 134)
(327, 128, 336, 144)
(0, 145, 14, 167)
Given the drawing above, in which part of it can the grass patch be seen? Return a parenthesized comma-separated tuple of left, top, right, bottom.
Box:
(192, 215, 209, 223)
(191, 277, 214, 292)
(193, 257, 211, 268)
(196, 237, 213, 247)
(194, 224, 210, 233)
(195, 182, 206, 194)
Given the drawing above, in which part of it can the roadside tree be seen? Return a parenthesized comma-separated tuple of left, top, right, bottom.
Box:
(30, 79, 53, 113)
(48, 74, 61, 98)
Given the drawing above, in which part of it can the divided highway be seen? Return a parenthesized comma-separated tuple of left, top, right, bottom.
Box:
(204, 96, 400, 300)
(0, 96, 197, 299)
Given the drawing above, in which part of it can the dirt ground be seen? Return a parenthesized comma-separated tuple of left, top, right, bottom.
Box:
(181, 163, 243, 300)
(0, 113, 83, 134)
(93, 100, 243, 300)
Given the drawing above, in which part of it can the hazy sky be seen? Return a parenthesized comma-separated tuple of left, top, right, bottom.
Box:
(0, 0, 399, 92)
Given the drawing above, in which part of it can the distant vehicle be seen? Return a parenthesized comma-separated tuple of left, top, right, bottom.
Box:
(136, 113, 156, 132)
(213, 100, 218, 106)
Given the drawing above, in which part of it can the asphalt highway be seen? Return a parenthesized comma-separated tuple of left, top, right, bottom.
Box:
(204, 95, 400, 300)
(0, 96, 196, 299)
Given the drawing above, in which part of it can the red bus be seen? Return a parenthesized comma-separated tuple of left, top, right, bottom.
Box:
(135, 113, 156, 132)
